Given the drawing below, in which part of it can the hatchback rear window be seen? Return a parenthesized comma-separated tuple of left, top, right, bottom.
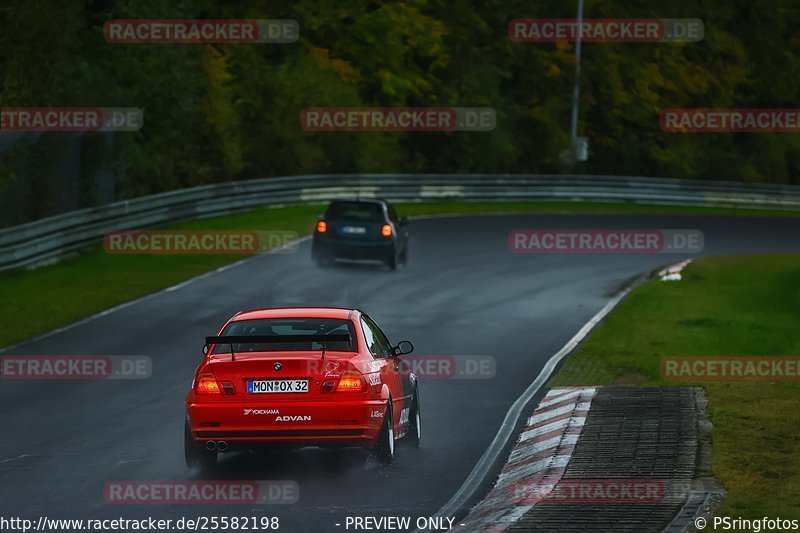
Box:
(326, 202, 384, 220)
(212, 318, 356, 353)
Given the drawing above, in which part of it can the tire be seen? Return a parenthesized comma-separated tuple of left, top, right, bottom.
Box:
(371, 400, 395, 463)
(385, 249, 398, 271)
(184, 420, 217, 471)
(313, 249, 333, 267)
(311, 245, 326, 266)
(407, 386, 421, 448)
(400, 242, 409, 266)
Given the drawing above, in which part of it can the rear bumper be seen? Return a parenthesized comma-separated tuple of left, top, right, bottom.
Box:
(313, 237, 394, 260)
(187, 398, 386, 448)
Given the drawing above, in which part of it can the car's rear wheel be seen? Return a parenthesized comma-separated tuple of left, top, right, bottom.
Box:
(312, 245, 332, 267)
(184, 420, 217, 471)
(371, 399, 395, 463)
(385, 248, 398, 271)
(400, 242, 409, 266)
(408, 386, 421, 448)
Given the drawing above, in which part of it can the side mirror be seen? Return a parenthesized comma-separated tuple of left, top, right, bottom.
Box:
(393, 340, 414, 355)
(399, 216, 409, 226)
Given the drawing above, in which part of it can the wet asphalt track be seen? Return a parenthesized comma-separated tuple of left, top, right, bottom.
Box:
(1, 213, 798, 532)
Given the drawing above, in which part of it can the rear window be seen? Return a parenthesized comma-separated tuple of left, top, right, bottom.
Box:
(212, 318, 356, 353)
(326, 201, 384, 220)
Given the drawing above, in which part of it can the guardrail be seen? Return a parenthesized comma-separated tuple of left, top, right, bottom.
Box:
(2, 173, 800, 272)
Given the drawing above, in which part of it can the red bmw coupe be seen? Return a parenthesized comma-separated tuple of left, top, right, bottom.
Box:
(185, 307, 420, 469)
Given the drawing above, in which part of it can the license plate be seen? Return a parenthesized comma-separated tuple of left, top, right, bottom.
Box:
(341, 226, 366, 234)
(247, 379, 309, 394)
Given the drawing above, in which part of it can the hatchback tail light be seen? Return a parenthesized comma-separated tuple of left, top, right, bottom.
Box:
(316, 221, 327, 233)
(381, 224, 392, 237)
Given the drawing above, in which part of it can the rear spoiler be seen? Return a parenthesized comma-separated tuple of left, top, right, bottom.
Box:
(204, 334, 352, 361)
(205, 334, 350, 346)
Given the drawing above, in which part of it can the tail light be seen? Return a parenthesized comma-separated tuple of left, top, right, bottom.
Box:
(381, 224, 392, 237)
(336, 371, 368, 392)
(316, 221, 327, 233)
(195, 373, 221, 394)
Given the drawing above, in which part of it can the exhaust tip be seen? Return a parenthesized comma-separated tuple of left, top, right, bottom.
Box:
(216, 441, 228, 452)
(205, 441, 217, 451)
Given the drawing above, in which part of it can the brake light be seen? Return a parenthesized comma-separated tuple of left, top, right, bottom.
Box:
(336, 371, 367, 392)
(195, 373, 221, 394)
(317, 221, 327, 233)
(381, 224, 392, 237)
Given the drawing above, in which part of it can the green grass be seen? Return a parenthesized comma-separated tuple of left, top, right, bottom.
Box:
(1, 199, 798, 349)
(549, 254, 800, 518)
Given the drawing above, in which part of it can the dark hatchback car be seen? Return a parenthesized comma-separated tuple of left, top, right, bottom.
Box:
(311, 199, 409, 270)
